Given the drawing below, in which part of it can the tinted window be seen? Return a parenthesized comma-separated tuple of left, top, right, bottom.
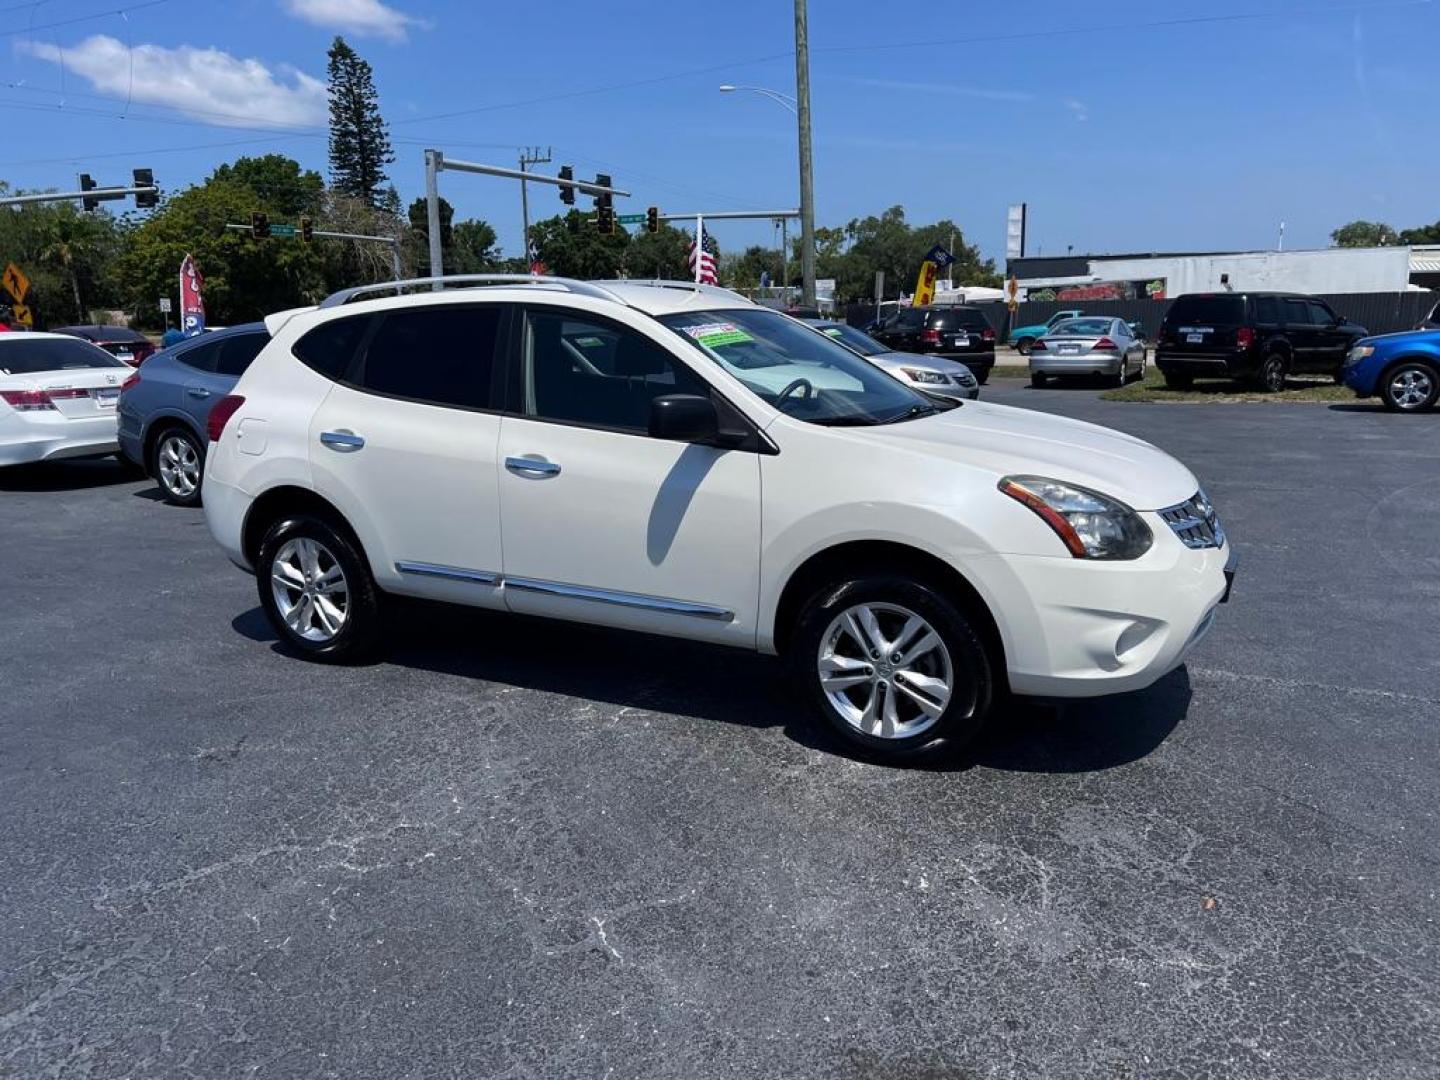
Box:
(356, 306, 500, 410)
(1282, 298, 1310, 325)
(936, 308, 990, 330)
(1050, 318, 1114, 337)
(0, 338, 128, 374)
(214, 333, 269, 377)
(1165, 295, 1245, 325)
(1253, 296, 1281, 324)
(810, 322, 886, 356)
(1305, 300, 1334, 327)
(896, 309, 924, 330)
(173, 339, 222, 372)
(524, 310, 709, 432)
(293, 315, 372, 381)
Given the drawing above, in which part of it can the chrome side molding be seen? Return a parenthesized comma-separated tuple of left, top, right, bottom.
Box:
(395, 561, 500, 585)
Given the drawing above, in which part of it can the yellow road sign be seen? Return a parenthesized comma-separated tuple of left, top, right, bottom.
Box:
(2, 262, 30, 303)
(9, 301, 34, 327)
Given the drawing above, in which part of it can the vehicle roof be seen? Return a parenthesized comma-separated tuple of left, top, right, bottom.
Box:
(0, 331, 91, 344)
(50, 324, 148, 340)
(173, 321, 266, 341)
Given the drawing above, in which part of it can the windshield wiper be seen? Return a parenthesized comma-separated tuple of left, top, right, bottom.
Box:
(879, 403, 941, 424)
(811, 415, 882, 427)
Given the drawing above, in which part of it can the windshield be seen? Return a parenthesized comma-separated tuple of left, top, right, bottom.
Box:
(660, 308, 934, 425)
(0, 338, 130, 375)
(1049, 318, 1114, 337)
(808, 321, 887, 356)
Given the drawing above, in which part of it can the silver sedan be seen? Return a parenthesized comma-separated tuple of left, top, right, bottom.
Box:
(1029, 317, 1147, 388)
(802, 319, 979, 401)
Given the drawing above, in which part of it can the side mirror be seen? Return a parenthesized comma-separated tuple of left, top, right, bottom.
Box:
(1336, 314, 1348, 326)
(650, 394, 720, 444)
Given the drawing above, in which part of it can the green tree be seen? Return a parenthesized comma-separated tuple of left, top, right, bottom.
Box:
(1399, 221, 1440, 245)
(0, 184, 123, 327)
(724, 244, 784, 290)
(114, 177, 326, 326)
(451, 219, 500, 273)
(626, 224, 691, 280)
(529, 211, 629, 278)
(326, 36, 393, 208)
(210, 155, 324, 218)
(1331, 220, 1398, 248)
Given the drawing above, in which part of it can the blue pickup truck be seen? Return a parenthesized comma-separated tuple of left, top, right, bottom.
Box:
(1342, 328, 1440, 412)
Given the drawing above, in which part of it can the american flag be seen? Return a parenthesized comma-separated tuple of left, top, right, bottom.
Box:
(686, 229, 719, 285)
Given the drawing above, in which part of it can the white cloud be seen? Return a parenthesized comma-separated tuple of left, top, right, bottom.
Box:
(281, 0, 423, 42)
(1065, 98, 1089, 122)
(847, 77, 1035, 103)
(21, 35, 326, 128)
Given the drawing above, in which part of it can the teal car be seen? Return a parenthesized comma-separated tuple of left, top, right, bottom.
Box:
(1009, 309, 1083, 355)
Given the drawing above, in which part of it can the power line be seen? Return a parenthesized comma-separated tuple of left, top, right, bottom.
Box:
(0, 0, 171, 38)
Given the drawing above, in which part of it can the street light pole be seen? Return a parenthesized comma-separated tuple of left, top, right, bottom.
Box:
(794, 0, 817, 308)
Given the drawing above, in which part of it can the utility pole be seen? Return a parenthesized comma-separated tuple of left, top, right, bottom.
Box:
(794, 0, 817, 308)
(518, 146, 552, 269)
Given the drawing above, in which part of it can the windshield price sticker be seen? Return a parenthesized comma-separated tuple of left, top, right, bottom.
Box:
(682, 322, 754, 349)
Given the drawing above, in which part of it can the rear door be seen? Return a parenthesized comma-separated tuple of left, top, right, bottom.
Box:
(167, 337, 233, 429)
(306, 303, 508, 606)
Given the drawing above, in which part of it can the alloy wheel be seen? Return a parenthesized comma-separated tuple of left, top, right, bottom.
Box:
(271, 537, 349, 642)
(817, 602, 954, 740)
(1388, 366, 1434, 409)
(157, 434, 200, 498)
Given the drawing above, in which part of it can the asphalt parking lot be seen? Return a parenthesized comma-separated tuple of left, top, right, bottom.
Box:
(2, 381, 1438, 1079)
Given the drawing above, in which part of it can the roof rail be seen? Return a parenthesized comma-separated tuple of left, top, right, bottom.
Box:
(318, 274, 626, 309)
(596, 279, 751, 303)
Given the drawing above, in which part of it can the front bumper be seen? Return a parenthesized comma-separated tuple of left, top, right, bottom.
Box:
(970, 524, 1232, 698)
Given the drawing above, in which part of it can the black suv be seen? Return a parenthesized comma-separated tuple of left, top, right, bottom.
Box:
(1155, 292, 1367, 391)
(871, 305, 996, 383)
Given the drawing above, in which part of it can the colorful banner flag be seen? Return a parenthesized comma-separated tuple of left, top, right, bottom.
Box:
(913, 260, 940, 307)
(179, 253, 205, 337)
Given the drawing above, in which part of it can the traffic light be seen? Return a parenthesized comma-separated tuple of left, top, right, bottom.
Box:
(79, 174, 99, 212)
(594, 174, 613, 212)
(558, 165, 575, 205)
(646, 206, 660, 233)
(250, 211, 270, 239)
(597, 206, 615, 235)
(300, 216, 314, 243)
(132, 168, 157, 209)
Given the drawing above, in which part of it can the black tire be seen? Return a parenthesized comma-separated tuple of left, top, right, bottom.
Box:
(1030, 371, 1047, 388)
(1015, 338, 1034, 356)
(1162, 370, 1192, 390)
(974, 367, 990, 386)
(1379, 360, 1440, 413)
(1110, 365, 1126, 389)
(791, 574, 994, 762)
(255, 514, 385, 663)
(1257, 352, 1287, 393)
(148, 425, 205, 507)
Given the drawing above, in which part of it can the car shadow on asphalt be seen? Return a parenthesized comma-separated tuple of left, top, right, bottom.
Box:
(231, 602, 1191, 773)
(0, 458, 140, 492)
(1326, 402, 1387, 413)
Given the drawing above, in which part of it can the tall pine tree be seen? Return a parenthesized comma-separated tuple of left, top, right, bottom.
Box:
(326, 37, 394, 208)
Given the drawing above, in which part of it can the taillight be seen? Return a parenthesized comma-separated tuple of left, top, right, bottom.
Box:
(1, 389, 55, 412)
(982, 327, 996, 342)
(1236, 327, 1255, 349)
(1093, 337, 1118, 351)
(1030, 339, 1048, 352)
(132, 343, 156, 365)
(121, 372, 141, 392)
(207, 394, 246, 442)
(921, 328, 941, 344)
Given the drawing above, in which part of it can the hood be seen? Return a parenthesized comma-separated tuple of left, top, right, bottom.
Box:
(863, 400, 1197, 510)
(1359, 328, 1439, 347)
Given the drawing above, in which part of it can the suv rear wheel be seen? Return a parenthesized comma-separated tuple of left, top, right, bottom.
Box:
(150, 427, 204, 507)
(256, 514, 384, 662)
(792, 574, 993, 761)
(1380, 361, 1439, 413)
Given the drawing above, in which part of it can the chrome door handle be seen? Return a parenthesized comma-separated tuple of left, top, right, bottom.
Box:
(320, 430, 365, 451)
(185, 386, 211, 399)
(505, 455, 560, 477)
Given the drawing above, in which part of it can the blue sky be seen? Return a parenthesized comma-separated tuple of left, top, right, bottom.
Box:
(2, 0, 1436, 265)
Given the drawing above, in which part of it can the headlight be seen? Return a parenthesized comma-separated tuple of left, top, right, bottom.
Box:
(902, 368, 950, 385)
(999, 475, 1153, 560)
(1349, 345, 1375, 361)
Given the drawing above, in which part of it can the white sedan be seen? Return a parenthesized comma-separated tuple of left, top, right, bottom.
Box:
(0, 332, 132, 467)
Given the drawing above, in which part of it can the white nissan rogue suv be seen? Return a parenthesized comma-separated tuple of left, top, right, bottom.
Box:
(203, 277, 1234, 761)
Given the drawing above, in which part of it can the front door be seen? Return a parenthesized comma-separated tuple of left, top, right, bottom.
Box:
(307, 303, 507, 606)
(496, 305, 761, 647)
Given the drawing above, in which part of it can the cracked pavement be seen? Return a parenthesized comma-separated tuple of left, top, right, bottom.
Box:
(1, 383, 1437, 1078)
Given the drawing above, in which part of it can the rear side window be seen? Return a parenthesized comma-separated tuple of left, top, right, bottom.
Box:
(1253, 296, 1280, 325)
(293, 315, 372, 381)
(173, 339, 223, 372)
(354, 306, 502, 411)
(896, 309, 924, 330)
(214, 333, 269, 377)
(1165, 295, 1245, 326)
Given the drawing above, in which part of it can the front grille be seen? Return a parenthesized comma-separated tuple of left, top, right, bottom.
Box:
(1159, 489, 1226, 550)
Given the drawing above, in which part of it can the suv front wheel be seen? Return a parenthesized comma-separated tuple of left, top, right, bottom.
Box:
(1380, 361, 1439, 412)
(256, 514, 384, 662)
(792, 575, 993, 761)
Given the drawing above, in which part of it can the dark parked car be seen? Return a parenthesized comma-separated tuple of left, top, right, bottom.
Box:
(51, 324, 157, 367)
(1155, 292, 1367, 391)
(870, 305, 996, 382)
(117, 323, 268, 505)
(1418, 299, 1440, 331)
